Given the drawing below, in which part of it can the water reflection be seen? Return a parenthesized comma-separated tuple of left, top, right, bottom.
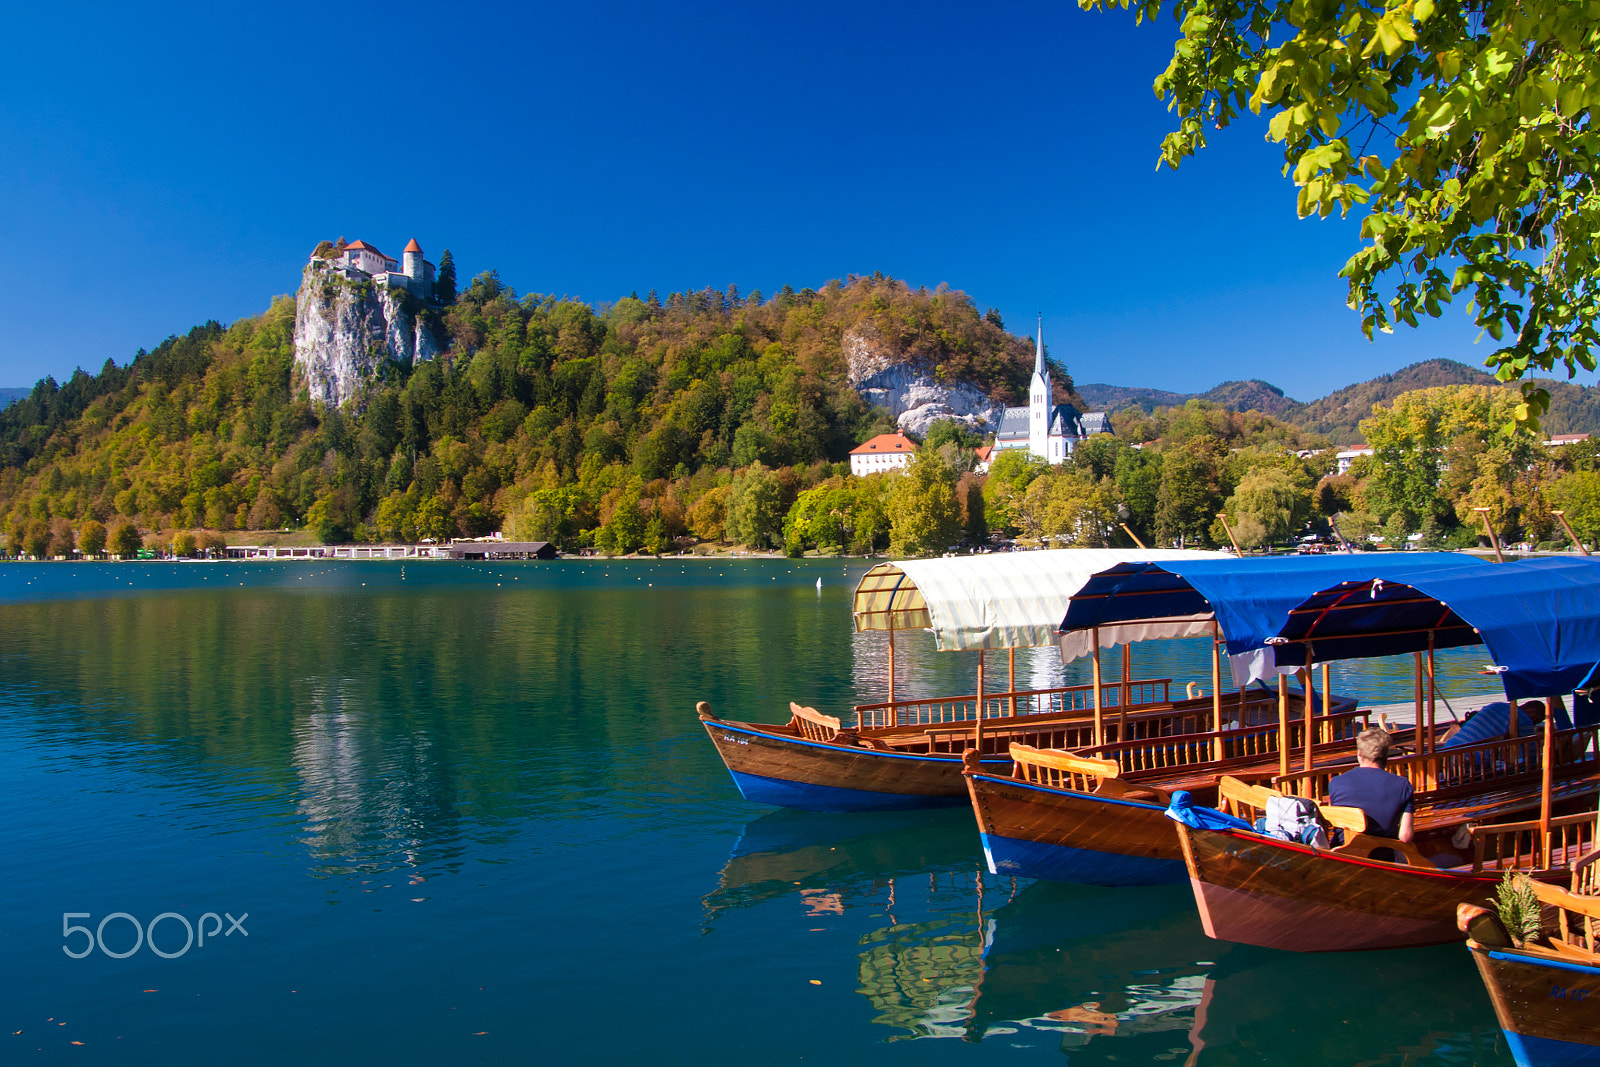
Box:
(706, 807, 1509, 1063)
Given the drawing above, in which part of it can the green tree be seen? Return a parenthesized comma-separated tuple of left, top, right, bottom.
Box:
(434, 249, 457, 306)
(79, 519, 107, 557)
(1154, 448, 1221, 547)
(887, 452, 961, 556)
(109, 522, 141, 558)
(23, 519, 48, 559)
(726, 463, 785, 549)
(1548, 471, 1600, 548)
(172, 531, 198, 558)
(1222, 468, 1310, 549)
(1085, 0, 1600, 416)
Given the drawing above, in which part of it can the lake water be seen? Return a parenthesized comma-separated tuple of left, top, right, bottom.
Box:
(0, 558, 1512, 1065)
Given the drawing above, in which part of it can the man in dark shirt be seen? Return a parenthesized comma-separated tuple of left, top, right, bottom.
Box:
(1329, 727, 1415, 842)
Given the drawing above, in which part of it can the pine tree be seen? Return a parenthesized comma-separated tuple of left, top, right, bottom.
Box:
(435, 249, 457, 306)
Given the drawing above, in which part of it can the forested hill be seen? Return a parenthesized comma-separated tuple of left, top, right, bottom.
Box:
(1084, 359, 1600, 444)
(0, 273, 1039, 546)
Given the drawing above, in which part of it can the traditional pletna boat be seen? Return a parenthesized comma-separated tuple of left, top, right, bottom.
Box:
(698, 548, 1230, 811)
(963, 553, 1487, 884)
(1173, 556, 1600, 952)
(1461, 862, 1600, 1066)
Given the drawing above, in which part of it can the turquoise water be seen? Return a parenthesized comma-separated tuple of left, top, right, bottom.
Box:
(0, 559, 1510, 1064)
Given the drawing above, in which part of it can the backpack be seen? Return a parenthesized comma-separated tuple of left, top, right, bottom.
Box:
(1261, 794, 1329, 849)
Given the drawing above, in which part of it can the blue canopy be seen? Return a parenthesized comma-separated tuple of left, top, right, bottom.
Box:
(1060, 553, 1485, 664)
(1273, 556, 1600, 701)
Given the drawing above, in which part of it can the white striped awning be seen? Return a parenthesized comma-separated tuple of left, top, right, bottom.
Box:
(851, 548, 1231, 652)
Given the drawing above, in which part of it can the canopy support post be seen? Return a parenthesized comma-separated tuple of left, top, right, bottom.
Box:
(1474, 506, 1505, 563)
(1121, 643, 1132, 713)
(1426, 633, 1437, 756)
(1413, 652, 1425, 750)
(1541, 704, 1555, 867)
(1008, 647, 1016, 717)
(887, 617, 896, 716)
(1092, 627, 1104, 749)
(1302, 667, 1315, 773)
(1278, 673, 1290, 779)
(974, 648, 985, 756)
(1211, 622, 1224, 763)
(1321, 661, 1331, 750)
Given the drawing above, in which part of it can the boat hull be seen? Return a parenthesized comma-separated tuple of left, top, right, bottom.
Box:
(1176, 822, 1501, 952)
(702, 716, 1011, 811)
(1468, 941, 1600, 1066)
(966, 770, 1185, 886)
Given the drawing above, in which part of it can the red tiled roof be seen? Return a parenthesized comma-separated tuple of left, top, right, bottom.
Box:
(403, 238, 422, 253)
(850, 432, 918, 455)
(343, 240, 387, 258)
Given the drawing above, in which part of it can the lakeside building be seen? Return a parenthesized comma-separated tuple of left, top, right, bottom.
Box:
(314, 238, 435, 300)
(990, 321, 1109, 465)
(850, 432, 919, 475)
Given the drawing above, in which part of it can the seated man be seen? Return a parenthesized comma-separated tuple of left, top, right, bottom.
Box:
(1329, 727, 1415, 843)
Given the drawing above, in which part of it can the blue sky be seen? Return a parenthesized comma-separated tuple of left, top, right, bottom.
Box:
(0, 0, 1557, 400)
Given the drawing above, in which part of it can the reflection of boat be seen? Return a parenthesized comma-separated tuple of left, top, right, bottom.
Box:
(700, 549, 1230, 811)
(701, 807, 979, 923)
(1178, 558, 1600, 952)
(964, 555, 1480, 884)
(1463, 874, 1600, 1065)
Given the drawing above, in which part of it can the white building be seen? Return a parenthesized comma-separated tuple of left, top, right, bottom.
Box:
(316, 238, 435, 300)
(850, 432, 918, 476)
(990, 321, 1109, 465)
(1335, 448, 1374, 475)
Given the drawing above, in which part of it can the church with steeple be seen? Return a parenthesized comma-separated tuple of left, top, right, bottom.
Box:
(989, 319, 1110, 464)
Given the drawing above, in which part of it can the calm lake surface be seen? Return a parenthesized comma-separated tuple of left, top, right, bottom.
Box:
(1, 558, 1512, 1065)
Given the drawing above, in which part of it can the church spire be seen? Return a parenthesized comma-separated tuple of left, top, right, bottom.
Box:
(1035, 313, 1046, 378)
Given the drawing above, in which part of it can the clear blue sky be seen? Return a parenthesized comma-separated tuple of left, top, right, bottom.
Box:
(0, 0, 1567, 401)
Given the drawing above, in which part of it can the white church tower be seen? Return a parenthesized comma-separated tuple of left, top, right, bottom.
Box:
(1028, 315, 1051, 459)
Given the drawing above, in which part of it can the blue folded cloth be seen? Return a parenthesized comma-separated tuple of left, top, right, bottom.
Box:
(1166, 789, 1254, 832)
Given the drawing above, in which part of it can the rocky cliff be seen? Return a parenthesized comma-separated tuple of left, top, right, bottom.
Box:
(843, 325, 1004, 436)
(293, 262, 439, 409)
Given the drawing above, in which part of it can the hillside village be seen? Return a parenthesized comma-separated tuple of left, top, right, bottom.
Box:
(3, 243, 1600, 562)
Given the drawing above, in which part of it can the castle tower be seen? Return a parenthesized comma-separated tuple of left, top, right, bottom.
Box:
(403, 238, 424, 283)
(1029, 315, 1051, 459)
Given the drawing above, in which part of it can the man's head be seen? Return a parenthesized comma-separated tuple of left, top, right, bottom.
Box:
(1523, 700, 1547, 724)
(1355, 727, 1393, 766)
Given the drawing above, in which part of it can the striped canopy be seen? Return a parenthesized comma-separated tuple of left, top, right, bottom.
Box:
(851, 548, 1230, 652)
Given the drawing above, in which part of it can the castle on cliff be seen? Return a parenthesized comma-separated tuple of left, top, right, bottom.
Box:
(312, 238, 435, 300)
(990, 321, 1109, 465)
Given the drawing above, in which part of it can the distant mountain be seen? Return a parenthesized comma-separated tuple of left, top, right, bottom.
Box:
(0, 388, 27, 409)
(1083, 358, 1600, 444)
(1073, 384, 1193, 413)
(1297, 359, 1494, 441)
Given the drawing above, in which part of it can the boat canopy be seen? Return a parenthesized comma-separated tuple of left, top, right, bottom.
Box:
(851, 548, 1229, 652)
(1272, 556, 1600, 701)
(1058, 553, 1487, 684)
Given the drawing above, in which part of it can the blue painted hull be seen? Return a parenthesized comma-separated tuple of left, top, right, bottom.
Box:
(1504, 1031, 1600, 1067)
(979, 830, 1187, 886)
(728, 769, 970, 812)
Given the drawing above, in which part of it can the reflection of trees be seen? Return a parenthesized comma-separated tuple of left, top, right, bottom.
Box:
(856, 904, 989, 1040)
(0, 561, 870, 882)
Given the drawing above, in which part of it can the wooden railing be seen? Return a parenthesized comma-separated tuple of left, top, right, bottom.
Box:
(1079, 708, 1372, 777)
(1273, 727, 1600, 800)
(1472, 811, 1598, 872)
(1533, 875, 1600, 956)
(1215, 776, 1434, 866)
(853, 678, 1172, 731)
(787, 702, 841, 742)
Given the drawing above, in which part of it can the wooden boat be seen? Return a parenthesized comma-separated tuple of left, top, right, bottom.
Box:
(963, 698, 1374, 885)
(959, 554, 1489, 882)
(1172, 771, 1600, 951)
(1462, 870, 1600, 1065)
(1170, 557, 1600, 952)
(698, 549, 1232, 811)
(699, 683, 1278, 811)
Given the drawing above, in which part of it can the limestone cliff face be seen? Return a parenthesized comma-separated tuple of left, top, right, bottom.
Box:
(293, 261, 438, 409)
(843, 325, 1004, 436)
